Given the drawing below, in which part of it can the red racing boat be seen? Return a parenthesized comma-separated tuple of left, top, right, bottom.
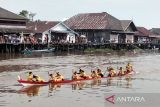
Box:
(18, 71, 136, 87)
(17, 76, 49, 86)
(17, 79, 50, 87)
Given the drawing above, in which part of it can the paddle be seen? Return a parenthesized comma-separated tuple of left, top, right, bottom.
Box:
(72, 69, 75, 74)
(103, 69, 108, 76)
(48, 71, 50, 75)
(17, 75, 21, 80)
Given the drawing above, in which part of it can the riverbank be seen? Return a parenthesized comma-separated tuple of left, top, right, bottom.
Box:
(0, 43, 159, 53)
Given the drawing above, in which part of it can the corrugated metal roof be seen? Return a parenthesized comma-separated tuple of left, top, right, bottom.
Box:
(121, 20, 132, 31)
(150, 28, 160, 35)
(64, 12, 123, 31)
(0, 27, 31, 33)
(0, 7, 27, 20)
(136, 27, 152, 37)
(26, 21, 59, 33)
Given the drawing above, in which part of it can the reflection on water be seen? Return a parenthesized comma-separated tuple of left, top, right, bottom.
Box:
(17, 86, 41, 97)
(72, 82, 87, 90)
(0, 50, 160, 107)
(17, 76, 133, 97)
(107, 76, 132, 89)
(49, 83, 62, 92)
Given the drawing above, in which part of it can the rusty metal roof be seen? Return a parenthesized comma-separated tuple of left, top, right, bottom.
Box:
(136, 27, 153, 37)
(150, 28, 160, 35)
(26, 21, 59, 33)
(0, 27, 31, 33)
(64, 12, 123, 31)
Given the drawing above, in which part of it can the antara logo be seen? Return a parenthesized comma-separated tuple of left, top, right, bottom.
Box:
(105, 95, 146, 104)
(105, 95, 115, 104)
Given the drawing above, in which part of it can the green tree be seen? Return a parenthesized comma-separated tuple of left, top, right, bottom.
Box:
(19, 10, 29, 18)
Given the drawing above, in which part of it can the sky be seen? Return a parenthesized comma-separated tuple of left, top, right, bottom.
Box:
(0, 0, 160, 29)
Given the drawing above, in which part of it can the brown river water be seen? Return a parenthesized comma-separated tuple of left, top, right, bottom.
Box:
(0, 50, 160, 107)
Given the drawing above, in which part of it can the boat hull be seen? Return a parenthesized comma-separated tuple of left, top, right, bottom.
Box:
(18, 80, 49, 87)
(21, 48, 55, 54)
(18, 72, 135, 86)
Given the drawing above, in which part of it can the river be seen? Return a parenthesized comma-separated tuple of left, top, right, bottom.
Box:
(0, 50, 160, 107)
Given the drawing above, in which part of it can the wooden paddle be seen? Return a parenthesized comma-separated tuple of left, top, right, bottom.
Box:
(103, 69, 108, 76)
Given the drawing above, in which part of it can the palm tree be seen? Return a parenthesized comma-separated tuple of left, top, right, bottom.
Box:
(29, 12, 36, 21)
(19, 10, 29, 18)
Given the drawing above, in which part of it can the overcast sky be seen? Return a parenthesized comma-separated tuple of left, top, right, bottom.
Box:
(0, 0, 160, 29)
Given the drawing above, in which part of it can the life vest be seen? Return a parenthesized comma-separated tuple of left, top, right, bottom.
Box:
(55, 75, 64, 81)
(91, 72, 99, 78)
(126, 64, 133, 72)
(80, 72, 86, 77)
(27, 75, 33, 81)
(35, 76, 44, 82)
(49, 76, 55, 81)
(72, 74, 79, 80)
(110, 69, 116, 77)
(79, 72, 90, 79)
(118, 69, 125, 76)
(97, 72, 104, 77)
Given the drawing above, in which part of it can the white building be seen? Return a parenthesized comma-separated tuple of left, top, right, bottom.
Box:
(27, 21, 78, 44)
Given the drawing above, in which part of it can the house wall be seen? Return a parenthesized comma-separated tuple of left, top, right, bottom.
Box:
(126, 35, 134, 43)
(150, 38, 159, 44)
(51, 23, 76, 43)
(137, 37, 149, 43)
(118, 34, 126, 43)
(110, 34, 118, 43)
(94, 31, 110, 43)
(76, 30, 110, 43)
(0, 20, 27, 34)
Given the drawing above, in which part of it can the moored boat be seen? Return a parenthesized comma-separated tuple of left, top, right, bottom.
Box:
(31, 48, 55, 53)
(21, 48, 55, 55)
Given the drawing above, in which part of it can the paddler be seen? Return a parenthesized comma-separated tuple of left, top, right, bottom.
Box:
(54, 72, 64, 82)
(49, 74, 55, 81)
(72, 71, 80, 80)
(79, 69, 90, 79)
(91, 70, 100, 78)
(118, 67, 125, 76)
(27, 72, 33, 81)
(126, 63, 133, 74)
(33, 75, 45, 82)
(107, 67, 116, 77)
(97, 68, 104, 77)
